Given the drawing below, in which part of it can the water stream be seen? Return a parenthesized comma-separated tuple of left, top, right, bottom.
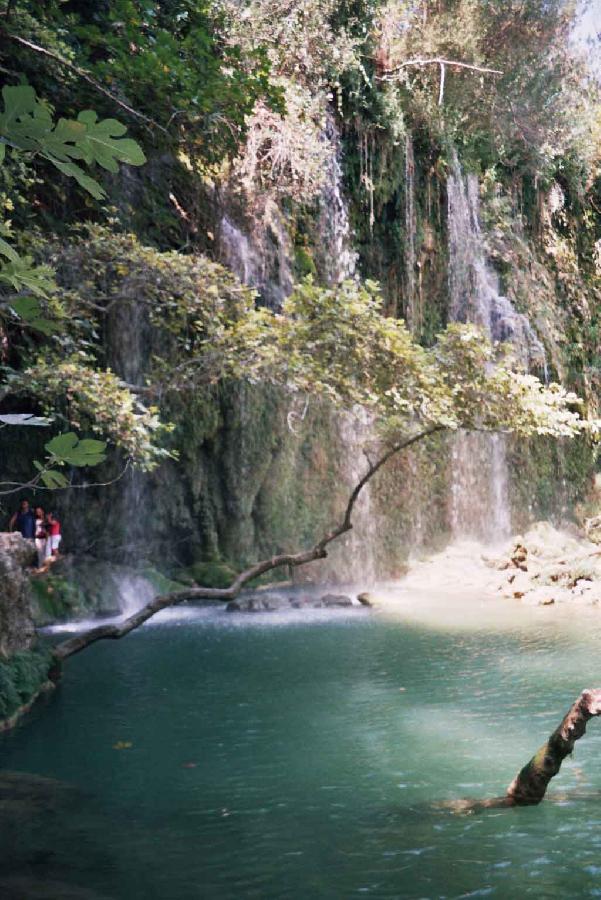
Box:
(446, 155, 545, 542)
(404, 132, 418, 331)
(318, 112, 358, 285)
(3, 549, 601, 898)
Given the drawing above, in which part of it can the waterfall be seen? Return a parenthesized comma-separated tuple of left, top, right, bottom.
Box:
(318, 113, 358, 285)
(447, 154, 545, 541)
(319, 116, 376, 583)
(106, 287, 150, 563)
(447, 159, 546, 365)
(332, 410, 377, 585)
(404, 133, 418, 330)
(115, 573, 157, 618)
(220, 216, 261, 288)
(218, 201, 293, 308)
(218, 111, 375, 584)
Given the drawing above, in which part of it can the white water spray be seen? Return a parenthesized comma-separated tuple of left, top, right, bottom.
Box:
(318, 113, 358, 285)
(404, 132, 418, 331)
(447, 154, 545, 541)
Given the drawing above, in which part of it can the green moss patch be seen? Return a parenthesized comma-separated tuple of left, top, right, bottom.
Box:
(182, 560, 239, 589)
(29, 575, 85, 626)
(0, 645, 55, 723)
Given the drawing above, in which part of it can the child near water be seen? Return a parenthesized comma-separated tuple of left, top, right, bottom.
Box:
(45, 511, 62, 563)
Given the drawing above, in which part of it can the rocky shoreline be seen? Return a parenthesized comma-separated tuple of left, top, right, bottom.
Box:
(486, 522, 601, 607)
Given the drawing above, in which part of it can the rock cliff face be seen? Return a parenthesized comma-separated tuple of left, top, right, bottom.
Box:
(0, 533, 36, 657)
(0, 533, 55, 729)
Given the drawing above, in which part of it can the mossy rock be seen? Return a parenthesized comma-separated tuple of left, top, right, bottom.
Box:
(30, 575, 85, 626)
(294, 245, 317, 278)
(139, 566, 186, 595)
(182, 560, 238, 589)
(0, 645, 55, 722)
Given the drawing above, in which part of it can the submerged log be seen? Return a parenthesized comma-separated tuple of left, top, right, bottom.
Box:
(506, 688, 601, 805)
(446, 688, 601, 814)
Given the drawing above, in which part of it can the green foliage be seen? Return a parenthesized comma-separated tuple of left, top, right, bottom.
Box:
(0, 82, 146, 316)
(30, 574, 82, 624)
(0, 84, 146, 199)
(9, 1, 282, 164)
(217, 277, 589, 440)
(182, 559, 238, 589)
(0, 76, 171, 485)
(215, 0, 364, 91)
(44, 432, 106, 468)
(368, 0, 599, 177)
(8, 358, 172, 470)
(48, 225, 257, 390)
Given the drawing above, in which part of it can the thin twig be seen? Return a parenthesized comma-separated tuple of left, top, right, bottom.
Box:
(0, 460, 131, 496)
(2, 30, 169, 136)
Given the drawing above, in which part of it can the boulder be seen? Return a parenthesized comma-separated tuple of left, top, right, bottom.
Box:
(226, 592, 289, 612)
(584, 514, 601, 545)
(357, 592, 373, 607)
(320, 593, 353, 608)
(289, 594, 320, 609)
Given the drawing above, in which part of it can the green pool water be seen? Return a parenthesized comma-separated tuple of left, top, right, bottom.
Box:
(3, 598, 601, 899)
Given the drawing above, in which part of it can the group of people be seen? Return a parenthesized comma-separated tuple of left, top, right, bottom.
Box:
(9, 499, 62, 570)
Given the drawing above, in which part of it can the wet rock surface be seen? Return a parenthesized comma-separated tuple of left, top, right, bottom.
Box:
(486, 522, 601, 606)
(30, 555, 158, 624)
(0, 771, 115, 898)
(0, 533, 36, 655)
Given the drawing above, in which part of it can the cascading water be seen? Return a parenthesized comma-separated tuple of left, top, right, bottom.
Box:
(220, 216, 261, 288)
(404, 132, 418, 331)
(330, 409, 377, 585)
(218, 202, 293, 309)
(218, 111, 375, 583)
(318, 113, 358, 284)
(105, 284, 152, 578)
(319, 116, 376, 583)
(447, 154, 546, 541)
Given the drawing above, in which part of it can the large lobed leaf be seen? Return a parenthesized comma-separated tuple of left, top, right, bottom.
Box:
(0, 84, 146, 199)
(45, 431, 107, 467)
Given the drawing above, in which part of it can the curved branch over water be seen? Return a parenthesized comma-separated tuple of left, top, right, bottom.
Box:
(53, 425, 443, 660)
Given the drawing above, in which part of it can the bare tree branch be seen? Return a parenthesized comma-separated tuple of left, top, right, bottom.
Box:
(377, 58, 503, 80)
(1, 30, 169, 136)
(53, 425, 444, 660)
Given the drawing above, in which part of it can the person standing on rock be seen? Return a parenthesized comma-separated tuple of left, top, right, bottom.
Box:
(34, 507, 47, 569)
(45, 511, 62, 562)
(9, 499, 35, 540)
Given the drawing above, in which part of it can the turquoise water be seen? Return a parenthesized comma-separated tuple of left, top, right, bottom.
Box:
(3, 600, 601, 898)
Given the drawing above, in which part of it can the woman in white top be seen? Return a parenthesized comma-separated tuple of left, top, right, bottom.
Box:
(34, 507, 48, 568)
